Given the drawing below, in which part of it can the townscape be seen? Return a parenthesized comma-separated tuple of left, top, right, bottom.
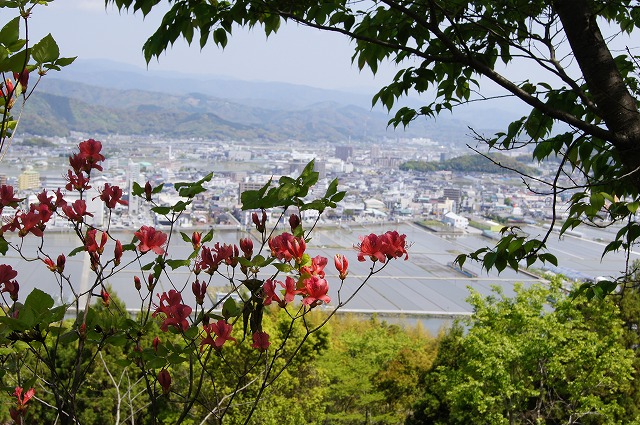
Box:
(4, 133, 571, 234)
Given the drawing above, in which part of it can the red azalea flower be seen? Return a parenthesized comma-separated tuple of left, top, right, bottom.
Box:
(251, 331, 271, 351)
(215, 242, 239, 267)
(269, 232, 306, 262)
(157, 369, 171, 395)
(11, 386, 35, 420)
(301, 255, 328, 278)
(99, 183, 128, 208)
(301, 275, 331, 306)
(262, 279, 281, 306)
(0, 185, 20, 207)
(198, 246, 220, 274)
(152, 290, 192, 332)
(201, 319, 236, 351)
(0, 264, 18, 285)
(280, 276, 298, 304)
(85, 229, 108, 254)
(62, 199, 93, 223)
(381, 230, 409, 260)
(135, 226, 167, 255)
(65, 169, 91, 191)
(78, 139, 105, 171)
(356, 233, 387, 263)
(2, 279, 19, 301)
(334, 254, 349, 280)
(43, 257, 57, 272)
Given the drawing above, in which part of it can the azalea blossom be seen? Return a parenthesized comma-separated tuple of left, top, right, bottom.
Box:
(0, 185, 20, 208)
(356, 231, 409, 262)
(77, 139, 105, 171)
(356, 233, 387, 263)
(200, 319, 236, 351)
(62, 199, 93, 223)
(135, 225, 168, 255)
(280, 276, 298, 304)
(262, 279, 281, 306)
(10, 386, 35, 422)
(85, 229, 108, 254)
(99, 183, 128, 209)
(301, 275, 331, 306)
(152, 290, 192, 332)
(269, 232, 306, 262)
(251, 331, 271, 352)
(381, 230, 409, 260)
(301, 255, 328, 278)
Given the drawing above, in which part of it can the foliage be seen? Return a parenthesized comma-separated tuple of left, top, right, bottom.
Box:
(107, 0, 640, 290)
(407, 281, 636, 425)
(317, 315, 436, 424)
(0, 1, 74, 156)
(400, 152, 539, 175)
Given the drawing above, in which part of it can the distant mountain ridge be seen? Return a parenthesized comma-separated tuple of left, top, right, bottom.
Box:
(17, 59, 525, 142)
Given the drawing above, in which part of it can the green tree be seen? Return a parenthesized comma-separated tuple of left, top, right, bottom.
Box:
(407, 281, 636, 424)
(317, 315, 436, 425)
(107, 0, 640, 286)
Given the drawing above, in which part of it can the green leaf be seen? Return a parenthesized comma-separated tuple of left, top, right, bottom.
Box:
(24, 288, 54, 314)
(31, 34, 60, 64)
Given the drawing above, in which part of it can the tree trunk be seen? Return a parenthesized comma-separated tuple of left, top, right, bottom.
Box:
(554, 0, 640, 192)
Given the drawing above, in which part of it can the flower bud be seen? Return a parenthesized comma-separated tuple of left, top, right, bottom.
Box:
(158, 369, 171, 395)
(147, 273, 155, 291)
(114, 240, 123, 266)
(100, 288, 110, 307)
(57, 254, 66, 273)
(289, 214, 301, 232)
(334, 254, 349, 280)
(191, 231, 201, 250)
(144, 181, 152, 201)
(13, 68, 28, 91)
(43, 257, 57, 272)
(239, 237, 253, 259)
(152, 336, 160, 352)
(192, 279, 207, 305)
(134, 276, 141, 291)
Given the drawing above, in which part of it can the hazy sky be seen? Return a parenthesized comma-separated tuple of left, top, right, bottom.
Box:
(22, 0, 399, 91)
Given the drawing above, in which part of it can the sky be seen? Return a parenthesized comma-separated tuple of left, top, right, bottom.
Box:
(23, 0, 400, 91)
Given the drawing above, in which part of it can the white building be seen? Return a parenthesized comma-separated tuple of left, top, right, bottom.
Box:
(442, 211, 469, 229)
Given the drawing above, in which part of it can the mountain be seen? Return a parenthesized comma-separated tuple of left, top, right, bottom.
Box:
(16, 59, 526, 142)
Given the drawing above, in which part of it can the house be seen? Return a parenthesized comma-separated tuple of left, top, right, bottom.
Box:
(442, 211, 469, 229)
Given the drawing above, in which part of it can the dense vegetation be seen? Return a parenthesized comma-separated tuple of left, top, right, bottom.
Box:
(4, 278, 640, 425)
(400, 153, 539, 175)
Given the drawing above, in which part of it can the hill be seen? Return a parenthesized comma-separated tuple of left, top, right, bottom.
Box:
(400, 153, 539, 175)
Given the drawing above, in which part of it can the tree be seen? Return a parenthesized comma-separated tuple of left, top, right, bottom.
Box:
(108, 0, 640, 289)
(407, 281, 637, 424)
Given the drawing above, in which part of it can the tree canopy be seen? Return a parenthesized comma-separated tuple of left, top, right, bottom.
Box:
(107, 0, 640, 291)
